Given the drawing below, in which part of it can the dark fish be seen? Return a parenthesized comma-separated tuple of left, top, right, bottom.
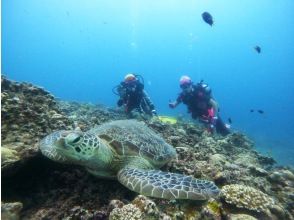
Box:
(228, 118, 232, 124)
(250, 109, 254, 113)
(257, 110, 264, 114)
(254, 46, 261, 53)
(202, 12, 214, 26)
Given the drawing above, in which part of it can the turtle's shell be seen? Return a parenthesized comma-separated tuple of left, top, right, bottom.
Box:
(89, 120, 176, 167)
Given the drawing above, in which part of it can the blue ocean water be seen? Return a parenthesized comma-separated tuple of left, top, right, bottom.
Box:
(2, 0, 294, 166)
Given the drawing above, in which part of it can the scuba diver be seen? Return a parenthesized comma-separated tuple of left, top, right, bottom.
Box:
(169, 75, 230, 136)
(114, 73, 157, 119)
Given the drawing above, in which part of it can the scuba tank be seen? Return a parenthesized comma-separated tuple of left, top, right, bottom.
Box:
(112, 85, 120, 96)
(134, 74, 144, 87)
(196, 79, 212, 96)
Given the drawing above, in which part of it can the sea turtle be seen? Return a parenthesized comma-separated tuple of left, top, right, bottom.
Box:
(39, 120, 219, 200)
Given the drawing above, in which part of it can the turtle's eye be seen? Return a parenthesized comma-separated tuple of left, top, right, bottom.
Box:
(72, 136, 81, 144)
(65, 133, 82, 145)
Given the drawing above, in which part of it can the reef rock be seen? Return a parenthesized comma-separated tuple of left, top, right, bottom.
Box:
(230, 213, 257, 220)
(1, 147, 20, 169)
(58, 101, 126, 131)
(1, 202, 23, 220)
(209, 154, 228, 166)
(132, 195, 159, 219)
(1, 75, 73, 175)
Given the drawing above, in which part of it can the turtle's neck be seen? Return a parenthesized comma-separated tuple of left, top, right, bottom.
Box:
(85, 139, 114, 171)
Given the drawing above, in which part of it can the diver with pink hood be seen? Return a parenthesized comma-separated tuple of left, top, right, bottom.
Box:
(169, 75, 230, 136)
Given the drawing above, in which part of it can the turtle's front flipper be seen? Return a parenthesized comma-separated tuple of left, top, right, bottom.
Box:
(117, 168, 220, 200)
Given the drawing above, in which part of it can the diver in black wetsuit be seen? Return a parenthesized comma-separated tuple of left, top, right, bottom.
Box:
(115, 73, 157, 118)
(169, 75, 230, 136)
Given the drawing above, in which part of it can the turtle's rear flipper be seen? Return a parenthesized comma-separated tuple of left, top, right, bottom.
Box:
(117, 168, 220, 200)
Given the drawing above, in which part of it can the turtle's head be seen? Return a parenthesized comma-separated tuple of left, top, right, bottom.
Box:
(39, 130, 101, 164)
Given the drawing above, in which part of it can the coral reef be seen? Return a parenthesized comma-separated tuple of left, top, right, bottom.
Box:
(199, 199, 224, 220)
(1, 202, 23, 220)
(268, 168, 294, 218)
(1, 147, 20, 169)
(109, 204, 142, 220)
(221, 184, 275, 213)
(230, 214, 257, 220)
(132, 195, 159, 219)
(1, 76, 294, 220)
(1, 75, 73, 175)
(58, 100, 126, 131)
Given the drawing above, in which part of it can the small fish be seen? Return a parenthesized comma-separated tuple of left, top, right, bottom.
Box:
(228, 118, 232, 124)
(254, 46, 261, 53)
(202, 12, 214, 26)
(257, 110, 264, 114)
(250, 109, 254, 113)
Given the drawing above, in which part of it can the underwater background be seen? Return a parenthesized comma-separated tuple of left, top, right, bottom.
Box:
(2, 0, 294, 166)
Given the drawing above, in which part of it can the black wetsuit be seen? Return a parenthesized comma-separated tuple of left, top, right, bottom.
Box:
(177, 84, 212, 119)
(176, 83, 230, 136)
(117, 81, 155, 116)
